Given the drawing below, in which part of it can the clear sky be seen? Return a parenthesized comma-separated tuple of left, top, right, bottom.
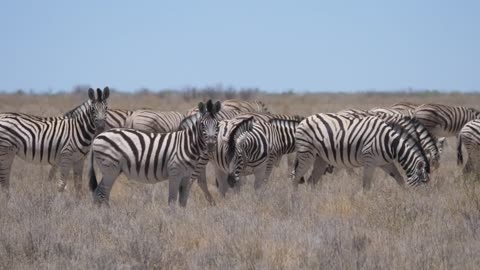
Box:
(0, 0, 478, 92)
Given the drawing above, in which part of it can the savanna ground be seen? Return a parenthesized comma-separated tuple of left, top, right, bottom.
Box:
(1, 91, 480, 269)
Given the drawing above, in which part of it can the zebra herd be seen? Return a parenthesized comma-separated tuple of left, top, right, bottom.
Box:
(1, 88, 480, 207)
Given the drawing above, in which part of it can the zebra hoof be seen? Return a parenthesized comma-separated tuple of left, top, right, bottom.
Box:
(57, 182, 67, 192)
(227, 175, 236, 188)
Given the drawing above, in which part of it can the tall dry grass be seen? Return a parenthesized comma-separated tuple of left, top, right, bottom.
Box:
(0, 92, 480, 269)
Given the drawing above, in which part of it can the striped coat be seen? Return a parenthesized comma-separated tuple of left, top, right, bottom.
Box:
(88, 100, 222, 206)
(293, 113, 430, 189)
(0, 88, 109, 195)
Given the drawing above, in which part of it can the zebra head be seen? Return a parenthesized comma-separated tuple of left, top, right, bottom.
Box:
(197, 100, 222, 152)
(87, 87, 110, 133)
(407, 160, 430, 187)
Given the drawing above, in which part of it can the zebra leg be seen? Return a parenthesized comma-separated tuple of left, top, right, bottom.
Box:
(48, 165, 58, 182)
(306, 156, 328, 186)
(253, 164, 268, 190)
(58, 164, 71, 192)
(0, 145, 15, 195)
(168, 174, 182, 205)
(197, 168, 215, 205)
(291, 151, 315, 189)
(179, 176, 193, 207)
(362, 165, 376, 191)
(380, 163, 405, 187)
(93, 173, 119, 205)
(215, 169, 229, 197)
(72, 157, 85, 198)
(463, 151, 475, 175)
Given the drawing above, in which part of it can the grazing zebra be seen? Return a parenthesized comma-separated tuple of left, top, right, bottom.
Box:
(457, 119, 480, 174)
(292, 114, 430, 190)
(203, 113, 303, 196)
(186, 99, 269, 116)
(337, 109, 443, 168)
(88, 100, 222, 206)
(124, 110, 184, 133)
(0, 87, 110, 196)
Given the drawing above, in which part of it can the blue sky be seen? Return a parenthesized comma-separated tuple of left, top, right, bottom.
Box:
(0, 0, 478, 92)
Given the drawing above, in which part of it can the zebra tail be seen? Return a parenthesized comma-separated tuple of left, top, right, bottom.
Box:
(88, 149, 98, 192)
(457, 135, 464, 166)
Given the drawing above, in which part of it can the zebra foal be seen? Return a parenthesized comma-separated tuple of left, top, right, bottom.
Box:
(88, 100, 222, 207)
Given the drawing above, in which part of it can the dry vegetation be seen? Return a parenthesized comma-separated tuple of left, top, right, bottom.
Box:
(1, 91, 480, 269)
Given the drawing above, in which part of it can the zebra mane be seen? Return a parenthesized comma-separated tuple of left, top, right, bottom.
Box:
(268, 116, 304, 126)
(385, 115, 439, 156)
(178, 114, 199, 130)
(227, 116, 254, 162)
(255, 100, 269, 113)
(64, 100, 91, 118)
(387, 120, 431, 174)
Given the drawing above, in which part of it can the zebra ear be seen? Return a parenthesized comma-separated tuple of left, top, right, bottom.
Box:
(213, 101, 222, 114)
(206, 99, 213, 113)
(103, 87, 110, 100)
(88, 88, 95, 100)
(96, 88, 103, 102)
(198, 102, 206, 113)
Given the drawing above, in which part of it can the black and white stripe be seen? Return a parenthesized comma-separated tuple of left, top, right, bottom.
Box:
(88, 100, 222, 206)
(457, 119, 480, 174)
(0, 88, 110, 195)
(414, 104, 480, 137)
(205, 113, 303, 195)
(105, 109, 134, 130)
(292, 113, 430, 189)
(338, 109, 443, 169)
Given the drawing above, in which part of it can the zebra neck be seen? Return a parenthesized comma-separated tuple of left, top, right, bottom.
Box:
(187, 124, 207, 156)
(64, 100, 91, 118)
(391, 134, 417, 178)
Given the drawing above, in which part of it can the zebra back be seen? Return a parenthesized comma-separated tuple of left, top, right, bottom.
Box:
(414, 104, 480, 136)
(125, 110, 185, 133)
(391, 102, 418, 111)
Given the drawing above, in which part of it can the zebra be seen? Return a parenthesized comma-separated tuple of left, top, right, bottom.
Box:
(124, 110, 185, 133)
(0, 87, 110, 196)
(414, 104, 480, 163)
(88, 100, 222, 207)
(414, 104, 480, 137)
(202, 113, 303, 196)
(457, 119, 480, 174)
(292, 114, 430, 190)
(337, 108, 444, 169)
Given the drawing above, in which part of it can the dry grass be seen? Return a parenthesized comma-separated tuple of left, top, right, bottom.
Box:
(1, 92, 480, 269)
